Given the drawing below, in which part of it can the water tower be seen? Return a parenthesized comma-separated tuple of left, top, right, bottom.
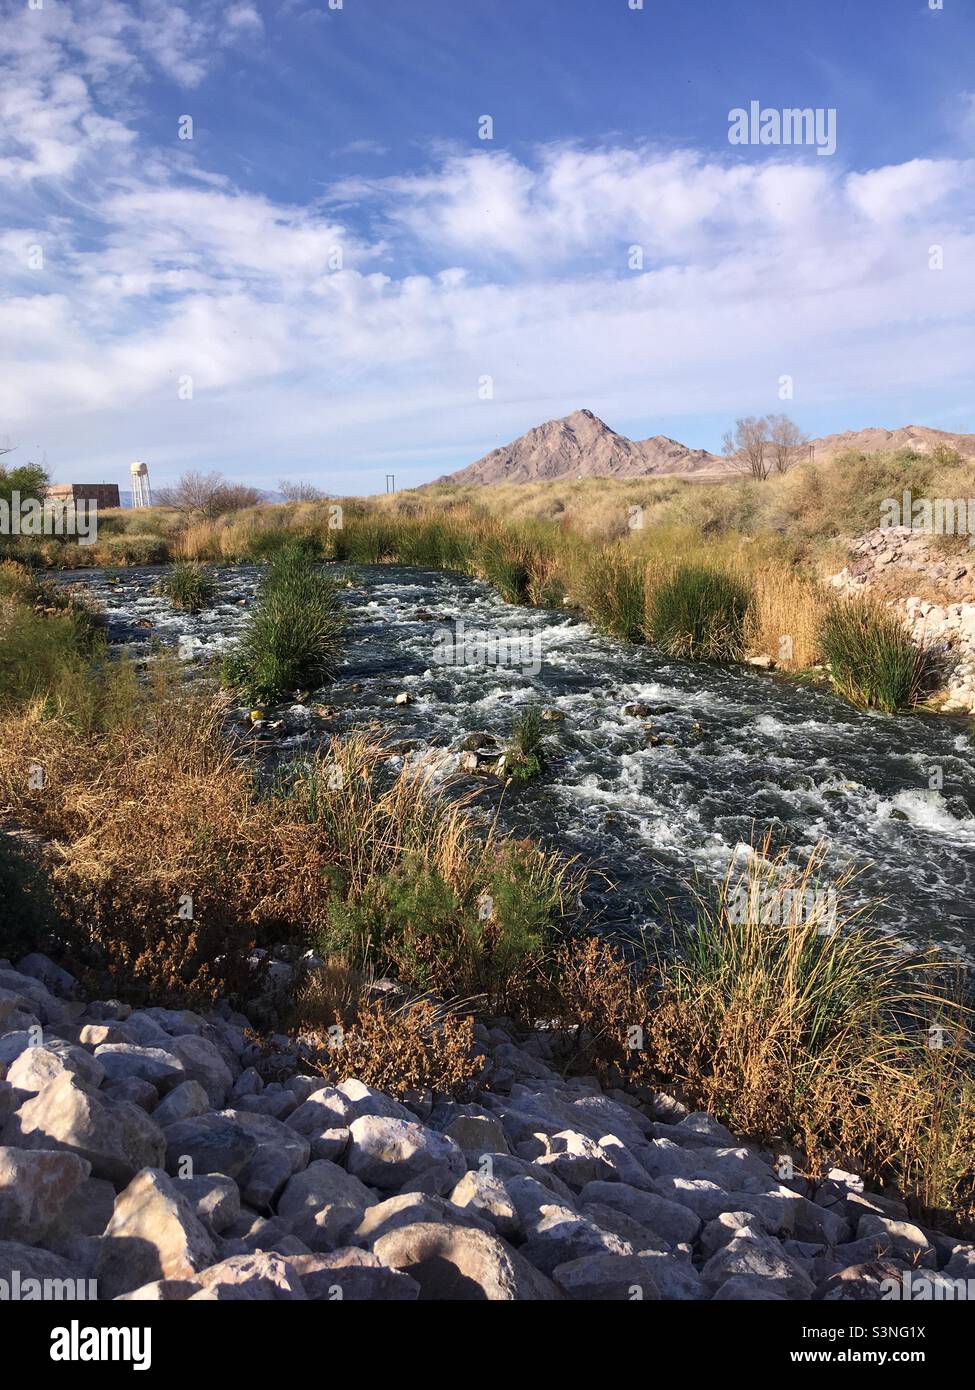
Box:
(130, 460, 152, 508)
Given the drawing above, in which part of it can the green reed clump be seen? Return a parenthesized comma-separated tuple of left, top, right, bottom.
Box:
(476, 536, 533, 604)
(646, 564, 751, 661)
(155, 561, 217, 613)
(503, 704, 547, 784)
(821, 598, 931, 712)
(224, 540, 344, 703)
(580, 547, 646, 642)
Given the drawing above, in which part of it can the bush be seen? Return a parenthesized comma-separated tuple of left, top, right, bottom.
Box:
(822, 598, 930, 711)
(646, 564, 751, 661)
(155, 561, 217, 613)
(0, 832, 64, 960)
(308, 997, 482, 1099)
(503, 705, 547, 784)
(224, 541, 345, 703)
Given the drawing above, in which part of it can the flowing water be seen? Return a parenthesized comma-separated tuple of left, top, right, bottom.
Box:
(62, 563, 975, 960)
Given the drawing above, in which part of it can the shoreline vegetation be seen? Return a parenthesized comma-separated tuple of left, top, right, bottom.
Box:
(0, 552, 973, 1233)
(6, 444, 974, 714)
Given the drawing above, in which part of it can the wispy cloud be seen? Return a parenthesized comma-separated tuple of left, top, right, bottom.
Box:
(0, 1, 973, 487)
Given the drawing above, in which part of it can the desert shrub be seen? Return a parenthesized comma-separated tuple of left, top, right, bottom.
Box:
(396, 517, 473, 570)
(538, 934, 653, 1084)
(0, 832, 65, 960)
(224, 540, 345, 703)
(503, 704, 546, 784)
(822, 597, 931, 711)
(0, 567, 139, 731)
(646, 564, 751, 661)
(313, 836, 573, 1003)
(155, 561, 217, 613)
(310, 997, 482, 1098)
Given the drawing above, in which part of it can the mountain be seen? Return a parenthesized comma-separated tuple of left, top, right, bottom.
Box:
(435, 412, 975, 487)
(436, 410, 732, 486)
(806, 424, 975, 463)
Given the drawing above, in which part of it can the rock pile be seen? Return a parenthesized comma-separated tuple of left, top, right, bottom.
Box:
(1, 954, 972, 1301)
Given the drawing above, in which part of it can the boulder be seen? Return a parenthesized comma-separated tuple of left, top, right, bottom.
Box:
(162, 1114, 257, 1179)
(552, 1252, 661, 1300)
(151, 1081, 210, 1128)
(285, 1086, 351, 1136)
(309, 1128, 350, 1162)
(372, 1221, 559, 1300)
(222, 1109, 310, 1209)
(7, 1041, 104, 1094)
(857, 1214, 937, 1269)
(0, 1146, 91, 1242)
(176, 1175, 240, 1234)
(336, 1078, 413, 1122)
(449, 1171, 520, 1239)
(520, 1204, 632, 1275)
(578, 1181, 702, 1246)
(116, 1279, 200, 1300)
(442, 1113, 508, 1157)
(285, 1248, 419, 1301)
(701, 1233, 815, 1299)
(94, 1044, 186, 1094)
(277, 1160, 377, 1252)
(191, 1252, 305, 1300)
(96, 1168, 216, 1299)
(354, 1192, 492, 1245)
(5, 1073, 165, 1185)
(0, 1239, 88, 1293)
(168, 1035, 234, 1107)
(345, 1115, 465, 1193)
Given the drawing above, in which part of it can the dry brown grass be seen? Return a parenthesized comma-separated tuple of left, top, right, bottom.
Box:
(0, 675, 578, 1010)
(745, 564, 828, 668)
(305, 995, 483, 1099)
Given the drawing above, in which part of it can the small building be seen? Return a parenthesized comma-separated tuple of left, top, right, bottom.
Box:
(45, 483, 121, 509)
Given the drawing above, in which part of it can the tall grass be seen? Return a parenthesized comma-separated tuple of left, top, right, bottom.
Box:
(822, 597, 931, 711)
(503, 704, 547, 784)
(223, 540, 345, 704)
(646, 564, 751, 661)
(647, 839, 974, 1218)
(0, 562, 139, 732)
(155, 560, 217, 613)
(579, 547, 646, 641)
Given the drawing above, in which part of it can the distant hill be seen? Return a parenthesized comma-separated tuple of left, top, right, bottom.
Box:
(435, 411, 975, 487)
(805, 424, 975, 463)
(436, 410, 733, 486)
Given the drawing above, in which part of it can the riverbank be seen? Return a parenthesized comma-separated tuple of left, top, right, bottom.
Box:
(1, 952, 974, 1300)
(1, 559, 973, 1250)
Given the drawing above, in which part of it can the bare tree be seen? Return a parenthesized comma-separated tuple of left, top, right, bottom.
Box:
(723, 416, 772, 481)
(279, 479, 325, 502)
(155, 470, 263, 519)
(766, 414, 808, 475)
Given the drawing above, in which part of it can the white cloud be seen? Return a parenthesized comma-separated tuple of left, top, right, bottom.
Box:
(0, 2, 973, 488)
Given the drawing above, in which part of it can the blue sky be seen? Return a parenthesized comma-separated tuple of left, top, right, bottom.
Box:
(1, 0, 973, 494)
